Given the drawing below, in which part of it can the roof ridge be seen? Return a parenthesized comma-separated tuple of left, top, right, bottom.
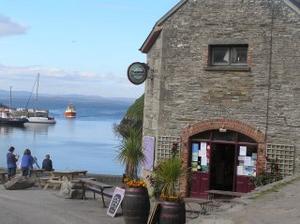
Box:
(284, 0, 300, 13)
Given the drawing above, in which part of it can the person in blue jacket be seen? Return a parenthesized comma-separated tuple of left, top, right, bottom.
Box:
(6, 146, 19, 179)
(21, 148, 34, 177)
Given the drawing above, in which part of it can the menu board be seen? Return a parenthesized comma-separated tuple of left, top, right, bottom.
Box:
(107, 187, 125, 217)
(143, 136, 155, 171)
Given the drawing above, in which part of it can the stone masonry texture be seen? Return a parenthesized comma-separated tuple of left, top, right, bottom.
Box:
(142, 0, 300, 194)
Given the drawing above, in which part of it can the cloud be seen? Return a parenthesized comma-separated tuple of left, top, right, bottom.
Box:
(0, 63, 126, 82)
(0, 63, 144, 98)
(0, 15, 28, 37)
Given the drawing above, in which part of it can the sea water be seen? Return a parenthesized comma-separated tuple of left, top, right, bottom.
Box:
(0, 98, 130, 175)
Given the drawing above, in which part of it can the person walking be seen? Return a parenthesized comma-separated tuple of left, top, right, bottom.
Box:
(42, 154, 53, 171)
(21, 149, 34, 177)
(6, 146, 19, 179)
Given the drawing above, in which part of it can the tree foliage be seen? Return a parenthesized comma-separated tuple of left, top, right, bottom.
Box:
(114, 94, 144, 138)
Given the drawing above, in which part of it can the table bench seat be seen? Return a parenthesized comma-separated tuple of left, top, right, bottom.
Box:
(79, 178, 114, 208)
(43, 179, 64, 190)
(206, 190, 245, 200)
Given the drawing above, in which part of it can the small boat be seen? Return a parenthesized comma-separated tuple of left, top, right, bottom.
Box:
(27, 115, 56, 124)
(24, 74, 56, 124)
(0, 111, 28, 126)
(64, 104, 76, 118)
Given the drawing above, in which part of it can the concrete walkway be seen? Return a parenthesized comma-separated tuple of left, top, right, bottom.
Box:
(0, 186, 124, 224)
(188, 176, 300, 224)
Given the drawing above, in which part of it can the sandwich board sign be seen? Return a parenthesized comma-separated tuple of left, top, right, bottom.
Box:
(107, 187, 125, 217)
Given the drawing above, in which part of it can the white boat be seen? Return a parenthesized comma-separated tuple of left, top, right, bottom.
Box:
(27, 116, 56, 124)
(26, 74, 56, 124)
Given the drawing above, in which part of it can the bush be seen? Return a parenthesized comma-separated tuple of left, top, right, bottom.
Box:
(250, 158, 282, 187)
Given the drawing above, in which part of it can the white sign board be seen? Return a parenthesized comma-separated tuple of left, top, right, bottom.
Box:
(239, 146, 247, 156)
(107, 187, 125, 217)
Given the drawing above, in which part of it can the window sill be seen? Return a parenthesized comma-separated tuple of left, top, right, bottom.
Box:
(204, 66, 251, 72)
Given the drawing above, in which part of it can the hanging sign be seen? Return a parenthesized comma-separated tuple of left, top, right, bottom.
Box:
(107, 187, 125, 217)
(127, 62, 149, 85)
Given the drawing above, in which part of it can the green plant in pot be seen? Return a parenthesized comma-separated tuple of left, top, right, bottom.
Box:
(151, 143, 186, 224)
(117, 128, 150, 224)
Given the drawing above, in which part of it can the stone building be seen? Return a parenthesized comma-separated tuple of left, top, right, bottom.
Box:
(140, 0, 300, 198)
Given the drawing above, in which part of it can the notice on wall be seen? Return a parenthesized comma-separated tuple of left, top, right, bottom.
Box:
(239, 146, 247, 156)
(244, 156, 252, 166)
(200, 142, 207, 154)
(192, 143, 199, 162)
(238, 156, 245, 162)
(107, 187, 125, 217)
(143, 136, 155, 171)
(237, 166, 244, 175)
(201, 156, 208, 166)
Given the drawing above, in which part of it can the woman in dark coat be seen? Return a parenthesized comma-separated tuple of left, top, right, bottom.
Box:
(42, 154, 53, 171)
(6, 146, 19, 179)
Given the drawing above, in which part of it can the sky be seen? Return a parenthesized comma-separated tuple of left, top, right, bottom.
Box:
(0, 0, 179, 98)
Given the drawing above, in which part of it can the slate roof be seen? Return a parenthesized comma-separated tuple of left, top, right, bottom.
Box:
(289, 0, 300, 8)
(140, 0, 300, 54)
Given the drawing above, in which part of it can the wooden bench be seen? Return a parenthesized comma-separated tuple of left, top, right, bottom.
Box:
(79, 178, 114, 208)
(206, 190, 245, 200)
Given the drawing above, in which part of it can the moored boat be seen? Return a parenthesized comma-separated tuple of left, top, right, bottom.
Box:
(14, 109, 56, 124)
(0, 111, 28, 126)
(64, 104, 76, 118)
(27, 116, 56, 124)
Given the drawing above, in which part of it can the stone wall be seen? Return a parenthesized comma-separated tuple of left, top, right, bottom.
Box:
(143, 0, 299, 171)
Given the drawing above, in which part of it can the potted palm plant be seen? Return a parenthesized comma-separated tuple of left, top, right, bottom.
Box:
(117, 128, 150, 224)
(150, 143, 186, 224)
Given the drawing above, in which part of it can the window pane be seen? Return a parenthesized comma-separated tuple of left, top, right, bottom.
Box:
(231, 47, 247, 64)
(212, 47, 230, 65)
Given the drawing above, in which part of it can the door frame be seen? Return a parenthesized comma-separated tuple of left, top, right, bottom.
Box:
(181, 119, 266, 198)
(189, 130, 259, 197)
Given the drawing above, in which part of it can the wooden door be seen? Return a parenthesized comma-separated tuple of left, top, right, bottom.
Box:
(236, 175, 255, 193)
(190, 172, 209, 198)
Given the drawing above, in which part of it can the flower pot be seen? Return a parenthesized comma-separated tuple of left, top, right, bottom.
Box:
(123, 187, 150, 224)
(158, 200, 186, 224)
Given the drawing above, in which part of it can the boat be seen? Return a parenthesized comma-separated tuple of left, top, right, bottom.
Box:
(0, 110, 28, 126)
(25, 73, 56, 124)
(64, 104, 76, 118)
(27, 115, 56, 124)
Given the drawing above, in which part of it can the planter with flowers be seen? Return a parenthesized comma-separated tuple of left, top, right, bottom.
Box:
(150, 143, 186, 224)
(117, 128, 150, 224)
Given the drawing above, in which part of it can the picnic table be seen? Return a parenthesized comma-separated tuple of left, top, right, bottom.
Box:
(0, 171, 7, 183)
(43, 170, 87, 190)
(51, 170, 88, 180)
(30, 169, 45, 177)
(78, 178, 114, 207)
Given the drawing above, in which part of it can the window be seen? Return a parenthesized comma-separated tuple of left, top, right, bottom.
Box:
(210, 45, 248, 66)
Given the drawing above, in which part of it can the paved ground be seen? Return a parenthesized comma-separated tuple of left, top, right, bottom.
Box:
(188, 176, 300, 224)
(2, 177, 300, 224)
(0, 186, 124, 224)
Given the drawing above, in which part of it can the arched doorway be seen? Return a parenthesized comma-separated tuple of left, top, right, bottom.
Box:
(180, 119, 266, 198)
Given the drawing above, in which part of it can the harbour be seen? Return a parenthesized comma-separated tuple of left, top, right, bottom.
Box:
(0, 96, 130, 175)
